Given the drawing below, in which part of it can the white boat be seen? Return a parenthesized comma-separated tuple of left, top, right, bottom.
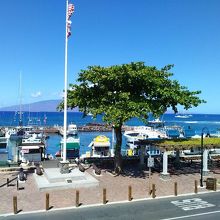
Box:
(0, 130, 9, 164)
(124, 118, 166, 140)
(18, 133, 46, 163)
(124, 126, 167, 145)
(81, 135, 112, 158)
(147, 118, 165, 128)
(58, 123, 80, 159)
(60, 136, 80, 159)
(8, 126, 34, 141)
(66, 124, 78, 136)
(59, 124, 78, 136)
(124, 122, 166, 157)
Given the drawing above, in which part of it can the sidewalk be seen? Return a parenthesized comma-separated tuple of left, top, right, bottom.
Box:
(0, 165, 219, 215)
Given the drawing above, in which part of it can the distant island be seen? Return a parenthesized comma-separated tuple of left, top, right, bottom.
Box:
(0, 100, 79, 112)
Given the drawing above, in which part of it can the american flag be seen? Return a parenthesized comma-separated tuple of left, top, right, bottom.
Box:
(68, 3, 74, 18)
(67, 3, 74, 38)
(67, 21, 72, 38)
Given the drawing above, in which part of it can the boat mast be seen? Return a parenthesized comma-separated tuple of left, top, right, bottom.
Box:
(112, 126, 115, 150)
(19, 71, 22, 127)
(28, 104, 31, 125)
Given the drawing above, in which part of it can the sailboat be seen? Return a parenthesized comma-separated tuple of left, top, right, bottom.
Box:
(18, 71, 23, 127)
(0, 129, 9, 164)
(9, 72, 25, 141)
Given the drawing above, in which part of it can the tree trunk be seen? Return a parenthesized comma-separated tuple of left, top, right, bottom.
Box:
(114, 126, 123, 174)
(139, 145, 146, 169)
(174, 148, 180, 168)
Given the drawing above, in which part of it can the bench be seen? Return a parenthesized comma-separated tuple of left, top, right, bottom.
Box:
(92, 163, 101, 175)
(17, 175, 26, 190)
(35, 165, 43, 175)
(78, 163, 85, 172)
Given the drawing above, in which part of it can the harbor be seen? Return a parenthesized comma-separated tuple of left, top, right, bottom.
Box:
(1, 116, 220, 181)
(1, 113, 220, 164)
(1, 114, 220, 216)
(0, 0, 220, 218)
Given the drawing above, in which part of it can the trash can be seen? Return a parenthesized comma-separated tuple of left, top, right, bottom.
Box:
(206, 178, 217, 191)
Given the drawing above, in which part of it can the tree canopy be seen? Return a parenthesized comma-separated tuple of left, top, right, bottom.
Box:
(66, 62, 205, 125)
(62, 61, 205, 173)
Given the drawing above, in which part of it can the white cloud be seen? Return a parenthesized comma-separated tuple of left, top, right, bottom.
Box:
(31, 91, 42, 98)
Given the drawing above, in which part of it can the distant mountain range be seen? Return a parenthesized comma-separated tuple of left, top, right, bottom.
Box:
(0, 100, 79, 112)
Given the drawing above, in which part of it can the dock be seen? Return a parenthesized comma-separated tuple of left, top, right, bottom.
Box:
(52, 124, 131, 135)
(1, 124, 132, 136)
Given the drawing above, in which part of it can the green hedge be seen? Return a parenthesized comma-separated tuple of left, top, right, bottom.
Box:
(154, 137, 220, 150)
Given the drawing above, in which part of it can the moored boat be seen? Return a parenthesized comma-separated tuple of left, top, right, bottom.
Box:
(59, 124, 80, 159)
(18, 133, 46, 163)
(0, 130, 9, 164)
(66, 124, 78, 136)
(81, 135, 112, 158)
(124, 125, 167, 149)
(60, 136, 80, 159)
(124, 118, 166, 157)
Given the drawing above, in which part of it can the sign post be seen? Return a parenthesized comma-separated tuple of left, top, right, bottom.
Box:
(148, 155, 154, 195)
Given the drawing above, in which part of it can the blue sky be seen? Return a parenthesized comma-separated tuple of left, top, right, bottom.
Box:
(0, 0, 220, 114)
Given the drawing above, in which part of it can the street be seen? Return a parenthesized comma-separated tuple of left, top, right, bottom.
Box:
(2, 191, 220, 220)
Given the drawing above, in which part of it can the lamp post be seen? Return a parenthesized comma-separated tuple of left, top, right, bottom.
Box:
(200, 127, 209, 187)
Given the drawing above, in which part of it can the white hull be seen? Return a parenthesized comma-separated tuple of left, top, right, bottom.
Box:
(124, 126, 167, 143)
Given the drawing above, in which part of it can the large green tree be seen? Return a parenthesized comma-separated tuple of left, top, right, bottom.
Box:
(62, 62, 205, 173)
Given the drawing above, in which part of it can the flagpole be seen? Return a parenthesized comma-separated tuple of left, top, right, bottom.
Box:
(63, 0, 69, 162)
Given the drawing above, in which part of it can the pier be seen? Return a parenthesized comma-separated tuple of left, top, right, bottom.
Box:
(1, 124, 132, 136)
(51, 124, 131, 135)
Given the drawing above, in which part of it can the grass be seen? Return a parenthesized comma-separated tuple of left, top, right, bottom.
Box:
(153, 137, 220, 150)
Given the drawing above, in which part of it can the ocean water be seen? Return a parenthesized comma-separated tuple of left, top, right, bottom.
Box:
(1, 111, 220, 157)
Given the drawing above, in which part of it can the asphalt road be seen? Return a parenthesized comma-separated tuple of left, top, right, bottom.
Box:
(2, 192, 220, 220)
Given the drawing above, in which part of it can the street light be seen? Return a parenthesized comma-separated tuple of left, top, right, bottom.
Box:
(200, 127, 209, 187)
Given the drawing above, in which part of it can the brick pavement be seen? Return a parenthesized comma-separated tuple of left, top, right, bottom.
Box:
(0, 166, 220, 215)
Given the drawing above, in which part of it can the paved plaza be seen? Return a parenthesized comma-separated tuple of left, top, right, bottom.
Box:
(0, 163, 220, 215)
